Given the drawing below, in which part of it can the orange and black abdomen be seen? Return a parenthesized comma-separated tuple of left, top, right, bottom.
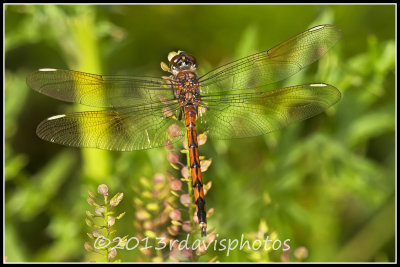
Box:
(184, 105, 207, 236)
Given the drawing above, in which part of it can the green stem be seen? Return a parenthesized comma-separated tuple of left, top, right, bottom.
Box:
(103, 195, 109, 262)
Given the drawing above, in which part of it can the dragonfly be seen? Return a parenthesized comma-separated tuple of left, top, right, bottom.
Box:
(27, 24, 342, 237)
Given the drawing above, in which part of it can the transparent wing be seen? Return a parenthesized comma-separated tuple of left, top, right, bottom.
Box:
(199, 25, 341, 94)
(197, 84, 341, 139)
(27, 69, 175, 108)
(36, 103, 185, 151)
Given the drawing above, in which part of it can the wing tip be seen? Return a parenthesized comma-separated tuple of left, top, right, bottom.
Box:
(47, 114, 67, 120)
(38, 68, 58, 72)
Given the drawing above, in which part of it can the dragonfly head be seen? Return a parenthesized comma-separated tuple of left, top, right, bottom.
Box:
(169, 51, 197, 76)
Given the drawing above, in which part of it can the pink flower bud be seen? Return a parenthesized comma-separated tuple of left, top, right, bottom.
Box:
(181, 166, 189, 179)
(97, 184, 108, 196)
(180, 194, 191, 205)
(153, 173, 165, 185)
(168, 124, 181, 138)
(169, 209, 182, 221)
(170, 178, 182, 191)
(182, 248, 193, 257)
(168, 151, 180, 164)
(294, 246, 308, 260)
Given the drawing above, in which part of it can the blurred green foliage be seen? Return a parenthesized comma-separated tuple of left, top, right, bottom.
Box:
(5, 4, 395, 262)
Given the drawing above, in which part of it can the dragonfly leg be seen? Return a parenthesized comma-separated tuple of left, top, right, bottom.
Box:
(178, 109, 183, 121)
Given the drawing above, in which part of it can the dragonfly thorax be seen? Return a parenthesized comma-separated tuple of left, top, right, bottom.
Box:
(174, 71, 201, 107)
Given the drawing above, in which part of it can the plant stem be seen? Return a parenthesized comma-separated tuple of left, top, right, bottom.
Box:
(104, 196, 109, 262)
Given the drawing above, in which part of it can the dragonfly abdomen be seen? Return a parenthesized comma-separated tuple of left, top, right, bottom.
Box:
(184, 104, 207, 236)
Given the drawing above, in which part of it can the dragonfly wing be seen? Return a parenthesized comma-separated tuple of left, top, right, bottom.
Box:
(199, 25, 341, 93)
(197, 84, 341, 139)
(36, 103, 184, 151)
(27, 69, 174, 108)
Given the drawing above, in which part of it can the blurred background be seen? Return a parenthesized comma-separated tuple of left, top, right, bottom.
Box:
(4, 4, 395, 262)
